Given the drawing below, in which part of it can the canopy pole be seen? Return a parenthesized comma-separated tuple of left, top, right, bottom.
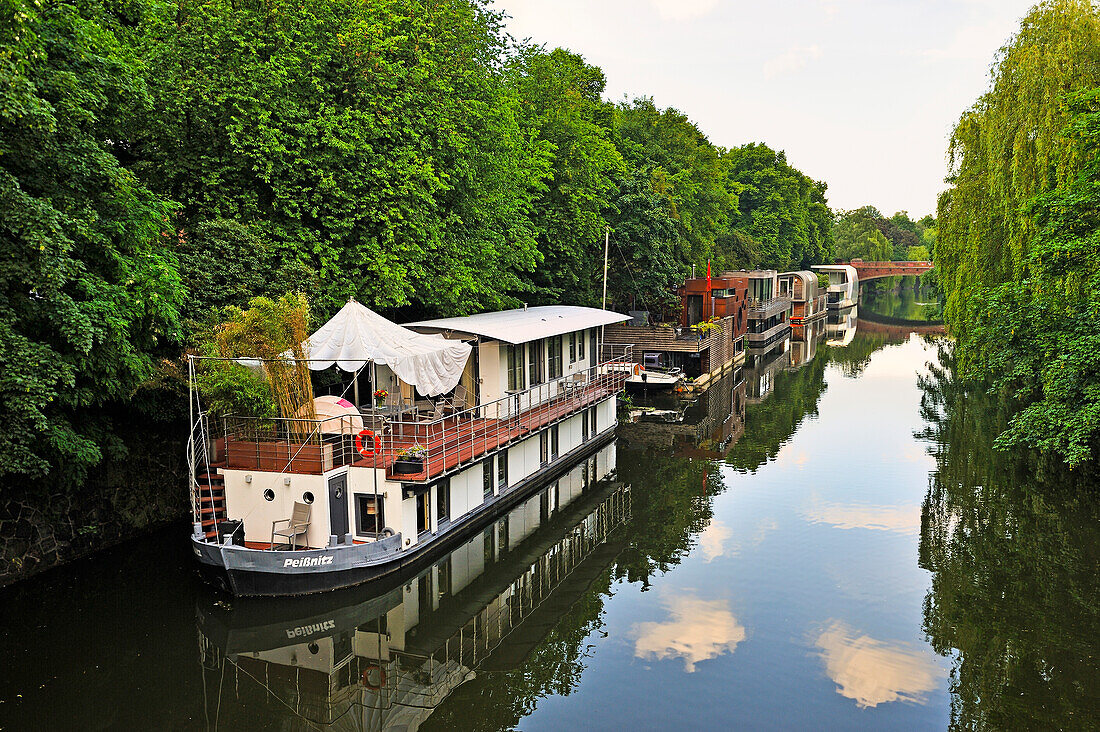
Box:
(353, 366, 361, 408)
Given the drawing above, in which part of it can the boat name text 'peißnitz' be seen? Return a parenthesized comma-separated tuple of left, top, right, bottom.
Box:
(283, 556, 335, 568)
(285, 620, 336, 639)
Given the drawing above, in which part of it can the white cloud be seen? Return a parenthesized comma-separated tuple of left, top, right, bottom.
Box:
(697, 519, 732, 562)
(816, 621, 943, 708)
(763, 44, 823, 79)
(649, 0, 719, 22)
(633, 593, 746, 672)
(802, 499, 922, 534)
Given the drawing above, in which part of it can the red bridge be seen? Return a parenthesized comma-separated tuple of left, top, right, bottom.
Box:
(840, 260, 933, 281)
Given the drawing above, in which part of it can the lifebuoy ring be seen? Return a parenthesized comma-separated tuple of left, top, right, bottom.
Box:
(361, 664, 386, 690)
(632, 364, 642, 376)
(355, 429, 381, 457)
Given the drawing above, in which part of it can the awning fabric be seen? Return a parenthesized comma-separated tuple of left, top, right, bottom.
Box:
(301, 300, 472, 397)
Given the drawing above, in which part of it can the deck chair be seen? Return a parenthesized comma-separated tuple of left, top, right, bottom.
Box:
(271, 501, 311, 550)
(446, 384, 472, 418)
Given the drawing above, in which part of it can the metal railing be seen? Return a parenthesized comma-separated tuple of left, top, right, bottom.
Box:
(746, 296, 792, 319)
(220, 349, 634, 481)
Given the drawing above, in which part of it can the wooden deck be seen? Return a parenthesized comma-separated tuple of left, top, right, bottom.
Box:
(224, 378, 622, 482)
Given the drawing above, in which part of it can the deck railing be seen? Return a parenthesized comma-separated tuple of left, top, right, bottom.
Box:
(221, 347, 634, 480)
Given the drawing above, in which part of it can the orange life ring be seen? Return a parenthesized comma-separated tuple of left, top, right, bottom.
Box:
(361, 664, 386, 690)
(355, 429, 381, 457)
(632, 364, 642, 376)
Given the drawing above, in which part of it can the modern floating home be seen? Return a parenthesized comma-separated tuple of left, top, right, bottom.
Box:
(602, 272, 751, 390)
(188, 301, 630, 596)
(812, 264, 859, 311)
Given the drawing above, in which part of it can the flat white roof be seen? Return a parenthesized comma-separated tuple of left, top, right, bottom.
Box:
(406, 305, 629, 345)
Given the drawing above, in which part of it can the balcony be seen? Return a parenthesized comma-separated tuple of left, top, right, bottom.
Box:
(746, 296, 792, 320)
(219, 352, 633, 482)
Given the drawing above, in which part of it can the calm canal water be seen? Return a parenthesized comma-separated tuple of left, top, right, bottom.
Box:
(1, 289, 1097, 730)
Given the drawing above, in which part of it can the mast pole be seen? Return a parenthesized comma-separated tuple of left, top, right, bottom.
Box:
(601, 226, 609, 361)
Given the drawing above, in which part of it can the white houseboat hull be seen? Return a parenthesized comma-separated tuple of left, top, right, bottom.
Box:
(194, 426, 617, 596)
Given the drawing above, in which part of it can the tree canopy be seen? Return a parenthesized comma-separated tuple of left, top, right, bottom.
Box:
(935, 0, 1100, 466)
(0, 0, 836, 490)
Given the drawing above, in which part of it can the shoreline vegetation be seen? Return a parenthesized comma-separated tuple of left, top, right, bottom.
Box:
(935, 0, 1100, 470)
(1, 0, 839, 584)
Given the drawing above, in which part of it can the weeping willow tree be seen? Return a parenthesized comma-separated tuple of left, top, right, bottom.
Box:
(202, 294, 317, 429)
(936, 0, 1100, 347)
(936, 0, 1100, 466)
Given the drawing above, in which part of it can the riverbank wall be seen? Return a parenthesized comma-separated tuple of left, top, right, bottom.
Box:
(0, 430, 189, 588)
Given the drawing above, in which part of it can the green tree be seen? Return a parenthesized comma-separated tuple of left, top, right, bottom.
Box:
(613, 97, 735, 273)
(723, 143, 833, 270)
(135, 0, 549, 317)
(832, 209, 893, 261)
(509, 47, 624, 306)
(0, 0, 182, 484)
(964, 88, 1100, 465)
(936, 0, 1100, 340)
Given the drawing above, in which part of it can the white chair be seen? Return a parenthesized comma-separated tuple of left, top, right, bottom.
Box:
(271, 501, 311, 550)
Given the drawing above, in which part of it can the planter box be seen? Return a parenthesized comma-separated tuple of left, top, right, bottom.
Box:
(393, 457, 424, 475)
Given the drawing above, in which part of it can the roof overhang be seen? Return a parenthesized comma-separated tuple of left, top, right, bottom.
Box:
(406, 305, 629, 345)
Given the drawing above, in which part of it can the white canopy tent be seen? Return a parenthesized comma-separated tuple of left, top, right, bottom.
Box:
(300, 300, 472, 398)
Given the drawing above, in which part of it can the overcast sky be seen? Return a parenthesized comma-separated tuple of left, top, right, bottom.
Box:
(493, 0, 1037, 218)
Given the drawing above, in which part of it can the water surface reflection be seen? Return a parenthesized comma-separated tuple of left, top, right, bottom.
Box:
(1, 290, 1097, 729)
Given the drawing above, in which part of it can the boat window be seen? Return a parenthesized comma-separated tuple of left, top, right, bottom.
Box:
(436, 479, 450, 523)
(263, 489, 275, 501)
(483, 458, 494, 496)
(302, 491, 314, 504)
(569, 332, 577, 363)
(498, 449, 509, 489)
(528, 340, 544, 385)
(507, 344, 526, 391)
(590, 407, 597, 435)
(551, 425, 559, 460)
(539, 432, 549, 466)
(548, 336, 563, 379)
(355, 494, 385, 536)
(578, 331, 585, 360)
(582, 410, 590, 441)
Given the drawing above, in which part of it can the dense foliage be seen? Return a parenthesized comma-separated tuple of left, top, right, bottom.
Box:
(0, 0, 837, 492)
(832, 207, 934, 263)
(0, 0, 182, 485)
(936, 0, 1100, 466)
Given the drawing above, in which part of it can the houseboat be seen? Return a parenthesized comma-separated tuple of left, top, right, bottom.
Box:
(602, 273, 748, 389)
(813, 264, 859, 311)
(187, 301, 631, 596)
(196, 449, 628, 729)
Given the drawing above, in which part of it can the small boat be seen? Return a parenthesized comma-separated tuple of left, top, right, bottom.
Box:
(626, 364, 684, 389)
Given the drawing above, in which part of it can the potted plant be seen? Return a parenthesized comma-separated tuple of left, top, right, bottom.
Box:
(393, 444, 426, 475)
(373, 389, 388, 408)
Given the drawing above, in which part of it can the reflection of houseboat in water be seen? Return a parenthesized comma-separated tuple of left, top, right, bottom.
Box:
(619, 368, 747, 459)
(188, 302, 632, 596)
(826, 306, 859, 347)
(788, 318, 826, 370)
(745, 338, 791, 404)
(196, 445, 628, 730)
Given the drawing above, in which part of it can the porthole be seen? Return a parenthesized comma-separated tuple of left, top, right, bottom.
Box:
(263, 488, 275, 501)
(302, 491, 315, 504)
(308, 642, 319, 655)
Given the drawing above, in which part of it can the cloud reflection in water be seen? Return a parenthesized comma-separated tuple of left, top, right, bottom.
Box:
(633, 594, 746, 672)
(815, 621, 942, 708)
